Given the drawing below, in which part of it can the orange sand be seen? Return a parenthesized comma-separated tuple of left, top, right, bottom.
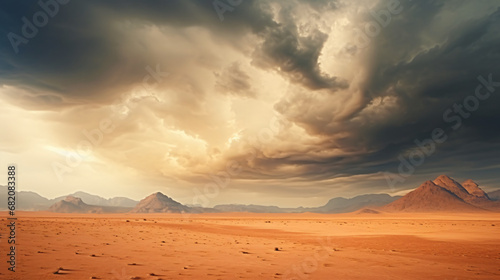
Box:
(1, 211, 499, 279)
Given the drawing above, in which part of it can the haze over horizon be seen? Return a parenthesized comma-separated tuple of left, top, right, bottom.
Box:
(1, 0, 500, 208)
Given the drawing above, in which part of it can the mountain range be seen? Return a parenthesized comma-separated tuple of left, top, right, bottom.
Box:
(382, 175, 500, 212)
(48, 196, 132, 213)
(213, 193, 401, 213)
(0, 188, 138, 211)
(0, 187, 401, 213)
(1, 175, 499, 213)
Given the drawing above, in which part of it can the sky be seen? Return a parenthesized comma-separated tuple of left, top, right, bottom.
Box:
(0, 0, 499, 207)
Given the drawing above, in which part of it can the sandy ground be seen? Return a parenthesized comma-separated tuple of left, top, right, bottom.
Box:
(1, 211, 499, 280)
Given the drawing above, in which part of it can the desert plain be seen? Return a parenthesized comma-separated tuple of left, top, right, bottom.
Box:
(1, 211, 500, 280)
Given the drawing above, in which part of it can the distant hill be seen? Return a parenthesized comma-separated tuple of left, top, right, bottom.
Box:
(0, 186, 138, 211)
(0, 187, 52, 210)
(130, 192, 192, 213)
(48, 196, 132, 213)
(49, 196, 99, 213)
(107, 196, 138, 207)
(213, 194, 400, 214)
(488, 189, 500, 201)
(382, 175, 500, 212)
(313, 193, 400, 213)
(17, 191, 52, 210)
(356, 208, 381, 214)
(53, 191, 138, 207)
(213, 204, 302, 213)
(0, 187, 139, 210)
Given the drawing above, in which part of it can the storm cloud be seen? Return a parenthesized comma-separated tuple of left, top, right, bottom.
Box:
(1, 0, 499, 206)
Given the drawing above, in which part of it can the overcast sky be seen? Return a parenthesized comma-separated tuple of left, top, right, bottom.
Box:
(1, 0, 499, 207)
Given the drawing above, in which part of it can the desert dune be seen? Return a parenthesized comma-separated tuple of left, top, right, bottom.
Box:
(1, 211, 499, 280)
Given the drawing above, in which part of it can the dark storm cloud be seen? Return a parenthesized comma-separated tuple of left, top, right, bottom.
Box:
(253, 17, 348, 91)
(267, 0, 500, 182)
(0, 0, 151, 105)
(250, 1, 348, 91)
(0, 0, 345, 109)
(361, 2, 500, 157)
